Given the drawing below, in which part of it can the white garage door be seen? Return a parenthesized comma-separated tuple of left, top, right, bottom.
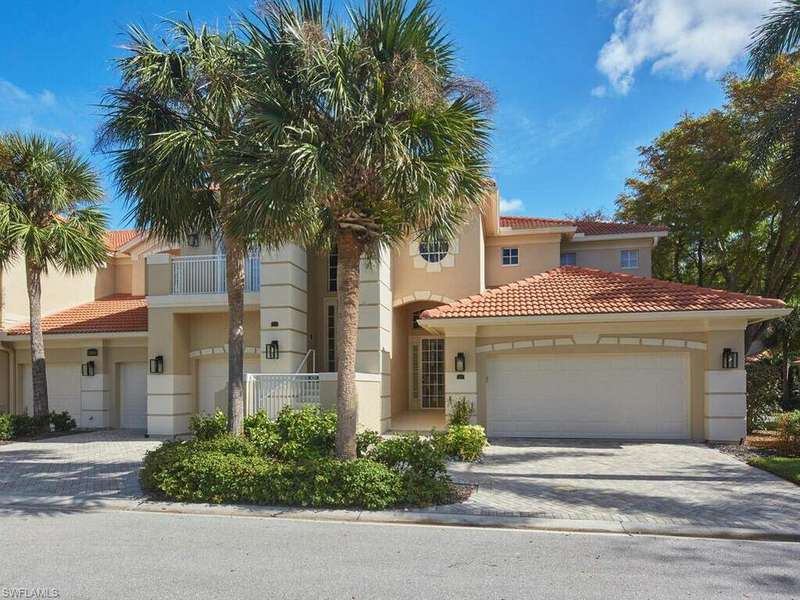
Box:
(22, 364, 81, 421)
(197, 357, 261, 415)
(120, 363, 148, 430)
(487, 353, 689, 439)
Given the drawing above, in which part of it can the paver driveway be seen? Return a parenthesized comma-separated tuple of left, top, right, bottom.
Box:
(0, 430, 160, 501)
(439, 439, 800, 530)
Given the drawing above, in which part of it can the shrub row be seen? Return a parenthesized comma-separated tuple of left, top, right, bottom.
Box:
(0, 411, 77, 440)
(777, 410, 800, 456)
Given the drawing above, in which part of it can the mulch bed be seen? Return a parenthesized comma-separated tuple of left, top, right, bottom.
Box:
(711, 431, 784, 462)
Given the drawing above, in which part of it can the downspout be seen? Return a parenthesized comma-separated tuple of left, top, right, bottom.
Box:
(0, 343, 15, 414)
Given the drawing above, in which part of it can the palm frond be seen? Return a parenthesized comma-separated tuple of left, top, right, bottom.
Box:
(749, 0, 800, 78)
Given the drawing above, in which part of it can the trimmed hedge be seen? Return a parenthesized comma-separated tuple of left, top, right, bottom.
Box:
(0, 411, 77, 440)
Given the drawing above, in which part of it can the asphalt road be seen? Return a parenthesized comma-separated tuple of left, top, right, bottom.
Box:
(0, 508, 798, 599)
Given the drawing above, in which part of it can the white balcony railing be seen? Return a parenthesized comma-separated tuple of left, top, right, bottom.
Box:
(171, 254, 260, 295)
(245, 374, 321, 417)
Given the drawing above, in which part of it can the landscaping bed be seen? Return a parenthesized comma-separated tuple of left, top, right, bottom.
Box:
(0, 411, 79, 442)
(140, 406, 488, 510)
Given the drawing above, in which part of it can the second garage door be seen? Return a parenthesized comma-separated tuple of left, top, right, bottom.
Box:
(197, 357, 261, 415)
(486, 352, 690, 439)
(22, 364, 81, 422)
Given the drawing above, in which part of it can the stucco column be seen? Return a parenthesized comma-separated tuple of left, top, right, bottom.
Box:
(443, 326, 478, 425)
(146, 308, 192, 436)
(704, 328, 747, 442)
(356, 249, 393, 431)
(259, 244, 308, 373)
(79, 340, 109, 428)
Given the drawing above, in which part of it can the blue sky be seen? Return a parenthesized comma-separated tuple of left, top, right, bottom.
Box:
(0, 0, 775, 228)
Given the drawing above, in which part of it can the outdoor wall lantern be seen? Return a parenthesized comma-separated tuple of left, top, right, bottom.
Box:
(455, 352, 466, 373)
(81, 361, 95, 377)
(187, 233, 200, 248)
(266, 341, 280, 360)
(722, 348, 739, 369)
(149, 355, 164, 374)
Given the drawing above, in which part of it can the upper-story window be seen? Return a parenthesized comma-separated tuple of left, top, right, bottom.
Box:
(620, 249, 639, 269)
(560, 252, 577, 266)
(328, 251, 338, 292)
(502, 247, 519, 266)
(419, 239, 449, 263)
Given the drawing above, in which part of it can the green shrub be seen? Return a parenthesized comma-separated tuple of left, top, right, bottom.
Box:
(140, 441, 401, 509)
(446, 425, 487, 462)
(356, 430, 382, 457)
(274, 406, 336, 460)
(747, 361, 782, 432)
(190, 410, 228, 440)
(243, 411, 281, 456)
(0, 414, 12, 440)
(777, 410, 800, 456)
(367, 433, 450, 506)
(447, 396, 474, 427)
(10, 414, 50, 438)
(50, 411, 77, 433)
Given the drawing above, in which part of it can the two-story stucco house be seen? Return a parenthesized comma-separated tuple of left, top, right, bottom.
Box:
(0, 188, 789, 441)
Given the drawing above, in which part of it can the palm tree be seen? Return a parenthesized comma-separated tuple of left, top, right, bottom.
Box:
(98, 19, 299, 433)
(749, 0, 800, 78)
(0, 133, 107, 417)
(233, 0, 492, 458)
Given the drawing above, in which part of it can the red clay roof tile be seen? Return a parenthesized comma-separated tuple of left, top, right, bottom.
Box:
(5, 295, 147, 336)
(420, 267, 785, 320)
(104, 230, 140, 252)
(499, 216, 668, 236)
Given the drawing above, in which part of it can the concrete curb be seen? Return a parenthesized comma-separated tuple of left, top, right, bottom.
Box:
(2, 493, 800, 543)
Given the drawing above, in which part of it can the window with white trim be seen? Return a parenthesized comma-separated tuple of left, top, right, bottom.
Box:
(560, 252, 576, 266)
(502, 247, 519, 266)
(326, 303, 336, 372)
(620, 249, 639, 269)
(419, 239, 449, 263)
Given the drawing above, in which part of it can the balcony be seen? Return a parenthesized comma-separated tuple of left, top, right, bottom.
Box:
(171, 254, 260, 295)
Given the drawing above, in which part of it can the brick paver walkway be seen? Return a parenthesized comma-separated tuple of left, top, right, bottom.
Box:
(0, 430, 160, 500)
(436, 439, 800, 530)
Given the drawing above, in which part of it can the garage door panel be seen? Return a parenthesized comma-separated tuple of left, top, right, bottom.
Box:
(487, 353, 689, 439)
(22, 364, 81, 421)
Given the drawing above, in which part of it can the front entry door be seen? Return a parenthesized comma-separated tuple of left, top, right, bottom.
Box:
(420, 338, 445, 409)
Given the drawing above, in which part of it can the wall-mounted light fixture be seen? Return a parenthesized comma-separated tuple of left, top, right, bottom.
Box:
(81, 361, 96, 377)
(149, 355, 164, 374)
(187, 233, 200, 248)
(455, 352, 466, 373)
(265, 341, 280, 360)
(722, 348, 739, 369)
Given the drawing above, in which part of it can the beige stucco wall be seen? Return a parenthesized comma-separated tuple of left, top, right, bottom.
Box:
(391, 215, 484, 304)
(485, 233, 561, 287)
(560, 238, 655, 278)
(187, 311, 261, 351)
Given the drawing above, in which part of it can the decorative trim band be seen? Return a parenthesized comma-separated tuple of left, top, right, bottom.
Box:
(476, 336, 707, 354)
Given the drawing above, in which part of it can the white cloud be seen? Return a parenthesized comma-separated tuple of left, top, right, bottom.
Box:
(0, 79, 32, 102)
(595, 0, 773, 95)
(39, 90, 56, 107)
(499, 196, 524, 214)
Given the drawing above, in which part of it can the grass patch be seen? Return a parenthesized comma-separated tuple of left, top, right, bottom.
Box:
(748, 456, 800, 485)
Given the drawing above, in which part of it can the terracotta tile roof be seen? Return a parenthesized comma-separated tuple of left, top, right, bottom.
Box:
(499, 216, 668, 236)
(5, 295, 148, 336)
(104, 230, 140, 252)
(420, 267, 786, 320)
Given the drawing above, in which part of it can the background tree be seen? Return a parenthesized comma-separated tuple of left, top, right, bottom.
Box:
(0, 133, 107, 417)
(232, 0, 492, 458)
(99, 20, 297, 433)
(749, 0, 800, 78)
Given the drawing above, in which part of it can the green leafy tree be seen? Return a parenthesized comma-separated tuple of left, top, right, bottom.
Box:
(232, 0, 492, 458)
(0, 133, 107, 417)
(99, 19, 300, 433)
(749, 0, 800, 78)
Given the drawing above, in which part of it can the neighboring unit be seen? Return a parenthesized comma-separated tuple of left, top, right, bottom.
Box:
(0, 187, 789, 441)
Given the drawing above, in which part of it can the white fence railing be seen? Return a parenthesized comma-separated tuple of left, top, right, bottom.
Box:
(172, 254, 260, 295)
(246, 373, 321, 417)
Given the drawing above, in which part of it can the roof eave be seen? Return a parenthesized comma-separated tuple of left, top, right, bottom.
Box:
(0, 330, 148, 341)
(570, 231, 669, 242)
(419, 307, 791, 333)
(497, 225, 577, 236)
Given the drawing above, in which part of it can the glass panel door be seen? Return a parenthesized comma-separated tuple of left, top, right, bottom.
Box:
(421, 338, 445, 409)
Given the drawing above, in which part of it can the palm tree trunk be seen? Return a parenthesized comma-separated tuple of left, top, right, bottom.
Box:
(335, 231, 362, 460)
(25, 258, 48, 418)
(225, 239, 246, 434)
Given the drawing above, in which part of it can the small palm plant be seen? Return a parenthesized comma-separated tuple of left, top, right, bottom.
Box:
(0, 133, 107, 417)
(233, 0, 492, 458)
(99, 19, 303, 433)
